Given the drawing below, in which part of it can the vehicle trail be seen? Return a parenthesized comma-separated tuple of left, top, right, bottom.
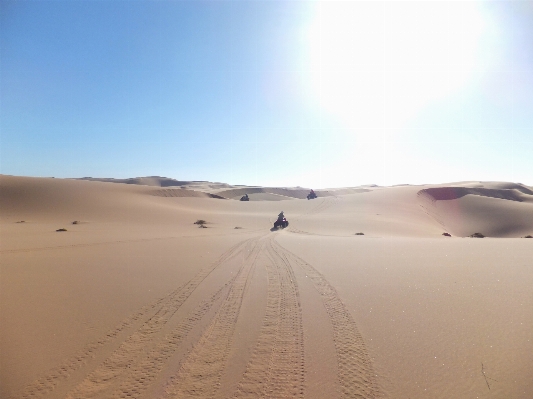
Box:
(288, 196, 339, 229)
(271, 238, 379, 399)
(108, 278, 235, 399)
(10, 236, 259, 399)
(233, 236, 304, 398)
(64, 237, 259, 399)
(161, 237, 263, 398)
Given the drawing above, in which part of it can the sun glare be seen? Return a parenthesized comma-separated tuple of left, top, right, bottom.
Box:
(304, 1, 492, 134)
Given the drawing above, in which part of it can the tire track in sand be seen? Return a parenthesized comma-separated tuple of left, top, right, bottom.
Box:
(108, 278, 236, 399)
(161, 237, 264, 398)
(11, 293, 179, 399)
(302, 196, 338, 218)
(271, 238, 378, 399)
(64, 237, 259, 399)
(287, 196, 339, 234)
(233, 236, 304, 399)
(10, 237, 258, 399)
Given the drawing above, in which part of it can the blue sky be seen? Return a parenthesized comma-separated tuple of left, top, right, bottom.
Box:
(1, 1, 532, 188)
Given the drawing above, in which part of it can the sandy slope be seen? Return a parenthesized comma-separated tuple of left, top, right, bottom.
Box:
(1, 175, 532, 399)
(418, 182, 533, 237)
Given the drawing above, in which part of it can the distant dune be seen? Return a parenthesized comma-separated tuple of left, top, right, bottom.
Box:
(77, 176, 234, 189)
(76, 176, 371, 201)
(1, 175, 532, 399)
(418, 182, 533, 237)
(77, 176, 190, 187)
(151, 188, 227, 199)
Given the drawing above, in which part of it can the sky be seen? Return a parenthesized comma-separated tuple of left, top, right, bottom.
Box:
(1, 0, 532, 188)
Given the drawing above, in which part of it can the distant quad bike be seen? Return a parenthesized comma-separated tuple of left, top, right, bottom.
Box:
(273, 218, 289, 229)
(307, 192, 317, 200)
(240, 195, 249, 201)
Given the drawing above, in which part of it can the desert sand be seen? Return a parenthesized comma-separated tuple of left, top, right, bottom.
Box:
(1, 174, 532, 399)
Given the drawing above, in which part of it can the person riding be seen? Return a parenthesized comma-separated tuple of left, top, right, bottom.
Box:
(310, 189, 315, 196)
(244, 193, 249, 200)
(277, 211, 285, 221)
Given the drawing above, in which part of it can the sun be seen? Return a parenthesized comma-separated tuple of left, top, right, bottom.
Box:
(302, 1, 493, 133)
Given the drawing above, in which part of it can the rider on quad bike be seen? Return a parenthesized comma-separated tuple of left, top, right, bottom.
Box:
(307, 189, 317, 200)
(273, 211, 289, 229)
(240, 193, 249, 201)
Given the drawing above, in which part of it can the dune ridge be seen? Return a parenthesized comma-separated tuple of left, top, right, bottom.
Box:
(418, 185, 533, 203)
(1, 175, 532, 399)
(214, 187, 370, 200)
(75, 176, 371, 201)
(418, 184, 533, 237)
(151, 188, 227, 199)
(77, 176, 234, 190)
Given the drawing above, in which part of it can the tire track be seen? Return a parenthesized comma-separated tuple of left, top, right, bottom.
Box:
(271, 238, 378, 399)
(306, 196, 338, 217)
(161, 237, 264, 398)
(9, 236, 259, 399)
(64, 237, 259, 399)
(109, 278, 235, 399)
(287, 196, 339, 232)
(287, 228, 314, 236)
(10, 295, 174, 399)
(233, 236, 304, 398)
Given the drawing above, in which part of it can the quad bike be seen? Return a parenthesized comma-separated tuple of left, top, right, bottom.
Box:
(273, 218, 289, 229)
(240, 195, 249, 201)
(307, 192, 317, 200)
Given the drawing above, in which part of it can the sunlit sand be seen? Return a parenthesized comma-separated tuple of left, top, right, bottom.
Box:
(1, 175, 532, 398)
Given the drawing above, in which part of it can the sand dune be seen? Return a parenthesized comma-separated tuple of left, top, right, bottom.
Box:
(215, 187, 314, 199)
(214, 186, 371, 200)
(76, 176, 233, 189)
(1, 175, 532, 399)
(418, 185, 533, 202)
(78, 177, 372, 201)
(78, 176, 191, 187)
(418, 183, 533, 237)
(151, 188, 227, 199)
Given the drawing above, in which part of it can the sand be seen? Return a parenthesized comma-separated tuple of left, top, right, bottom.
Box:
(1, 175, 532, 398)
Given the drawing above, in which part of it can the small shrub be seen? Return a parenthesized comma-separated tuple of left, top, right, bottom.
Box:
(72, 220, 80, 224)
(234, 227, 243, 229)
(199, 224, 207, 228)
(16, 220, 25, 223)
(524, 235, 532, 238)
(194, 219, 207, 225)
(355, 232, 364, 235)
(442, 232, 451, 237)
(56, 228, 67, 232)
(470, 232, 485, 238)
